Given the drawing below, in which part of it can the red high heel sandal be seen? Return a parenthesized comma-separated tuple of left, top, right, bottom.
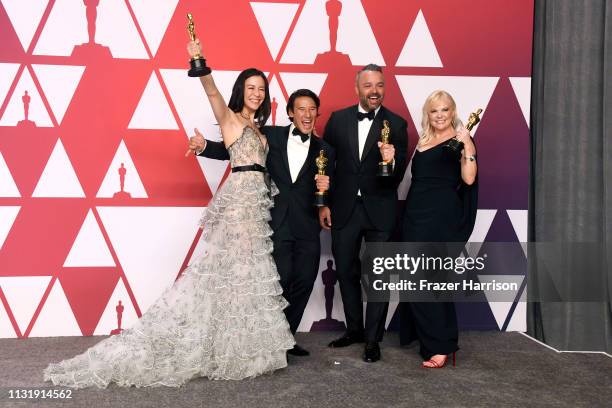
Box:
(421, 352, 456, 368)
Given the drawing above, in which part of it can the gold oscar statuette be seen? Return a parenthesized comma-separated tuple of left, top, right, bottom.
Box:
(445, 108, 482, 152)
(186, 13, 211, 77)
(377, 120, 392, 177)
(314, 150, 329, 207)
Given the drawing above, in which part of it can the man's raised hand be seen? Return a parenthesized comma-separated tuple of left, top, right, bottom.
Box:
(185, 128, 206, 157)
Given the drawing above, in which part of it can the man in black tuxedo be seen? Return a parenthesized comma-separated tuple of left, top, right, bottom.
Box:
(319, 64, 408, 362)
(188, 89, 335, 357)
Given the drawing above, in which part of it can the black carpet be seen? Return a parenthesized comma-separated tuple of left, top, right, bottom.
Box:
(1, 331, 610, 408)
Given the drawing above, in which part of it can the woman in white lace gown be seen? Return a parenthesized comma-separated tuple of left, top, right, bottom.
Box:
(43, 41, 295, 388)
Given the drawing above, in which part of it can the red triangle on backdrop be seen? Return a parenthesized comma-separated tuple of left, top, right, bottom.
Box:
(59, 268, 120, 336)
(0, 130, 57, 198)
(0, 2, 25, 60)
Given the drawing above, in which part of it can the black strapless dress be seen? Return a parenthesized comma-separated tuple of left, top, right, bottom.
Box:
(399, 143, 478, 359)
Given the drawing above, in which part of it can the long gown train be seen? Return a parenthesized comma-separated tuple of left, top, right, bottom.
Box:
(43, 127, 295, 388)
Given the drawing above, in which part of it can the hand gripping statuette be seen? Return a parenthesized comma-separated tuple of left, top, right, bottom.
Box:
(187, 13, 212, 77)
(314, 150, 329, 207)
(444, 108, 482, 153)
(378, 120, 392, 177)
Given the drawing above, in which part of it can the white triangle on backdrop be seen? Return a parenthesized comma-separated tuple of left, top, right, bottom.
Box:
(0, 206, 20, 251)
(509, 77, 531, 127)
(396, 10, 443, 68)
(395, 75, 499, 137)
(93, 278, 139, 335)
(507, 209, 528, 257)
(487, 301, 515, 331)
(0, 68, 53, 127)
(63, 209, 116, 267)
(34, 0, 147, 58)
(281, 0, 385, 66)
(268, 75, 289, 126)
(251, 2, 299, 60)
(29, 279, 82, 337)
(478, 275, 525, 330)
(506, 209, 528, 243)
(93, 0, 148, 59)
(506, 286, 527, 331)
(468, 209, 498, 242)
(31, 64, 85, 125)
(97, 140, 148, 198)
(1, 0, 49, 52)
(0, 152, 20, 197)
(97, 206, 204, 312)
(465, 209, 498, 258)
(0, 276, 52, 335)
(160, 69, 240, 137)
(33, 0, 88, 56)
(128, 72, 178, 130)
(160, 69, 242, 194)
(128, 0, 179, 57)
(279, 72, 328, 98)
(32, 139, 85, 197)
(191, 151, 227, 196)
(0, 63, 20, 107)
(0, 300, 17, 338)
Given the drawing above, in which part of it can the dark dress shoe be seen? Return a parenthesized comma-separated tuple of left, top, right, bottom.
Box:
(328, 333, 365, 348)
(287, 344, 310, 356)
(363, 342, 381, 363)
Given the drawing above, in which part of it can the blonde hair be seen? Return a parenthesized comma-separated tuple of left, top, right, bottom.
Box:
(418, 90, 461, 147)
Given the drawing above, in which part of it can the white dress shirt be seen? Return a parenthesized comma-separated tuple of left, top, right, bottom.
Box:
(358, 105, 380, 160)
(357, 105, 380, 195)
(287, 124, 311, 183)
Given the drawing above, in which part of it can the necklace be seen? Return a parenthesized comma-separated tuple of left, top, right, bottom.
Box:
(239, 111, 250, 120)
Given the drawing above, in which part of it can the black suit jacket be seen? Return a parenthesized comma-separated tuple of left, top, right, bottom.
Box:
(323, 105, 408, 231)
(199, 125, 335, 241)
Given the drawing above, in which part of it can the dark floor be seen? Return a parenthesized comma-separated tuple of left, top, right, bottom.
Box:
(0, 331, 611, 408)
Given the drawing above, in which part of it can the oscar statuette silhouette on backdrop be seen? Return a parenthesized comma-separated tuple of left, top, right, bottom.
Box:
(314, 0, 356, 128)
(113, 163, 132, 198)
(17, 90, 36, 129)
(110, 300, 124, 335)
(72, 0, 112, 59)
(310, 260, 346, 331)
(314, 0, 351, 67)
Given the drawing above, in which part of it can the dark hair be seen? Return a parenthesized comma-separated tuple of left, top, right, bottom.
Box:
(227, 68, 271, 127)
(355, 63, 383, 84)
(286, 88, 321, 116)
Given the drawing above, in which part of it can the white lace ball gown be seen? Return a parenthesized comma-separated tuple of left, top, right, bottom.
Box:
(43, 127, 295, 388)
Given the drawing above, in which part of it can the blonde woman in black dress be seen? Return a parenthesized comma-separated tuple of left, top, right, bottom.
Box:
(400, 90, 478, 368)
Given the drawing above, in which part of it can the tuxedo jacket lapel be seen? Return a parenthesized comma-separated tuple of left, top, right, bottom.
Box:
(279, 126, 292, 181)
(362, 107, 384, 161)
(347, 106, 360, 165)
(295, 136, 319, 182)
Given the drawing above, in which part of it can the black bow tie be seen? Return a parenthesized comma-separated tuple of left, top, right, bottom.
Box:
(292, 128, 310, 142)
(357, 110, 375, 121)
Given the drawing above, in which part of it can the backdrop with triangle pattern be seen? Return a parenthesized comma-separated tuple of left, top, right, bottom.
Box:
(0, 0, 533, 338)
